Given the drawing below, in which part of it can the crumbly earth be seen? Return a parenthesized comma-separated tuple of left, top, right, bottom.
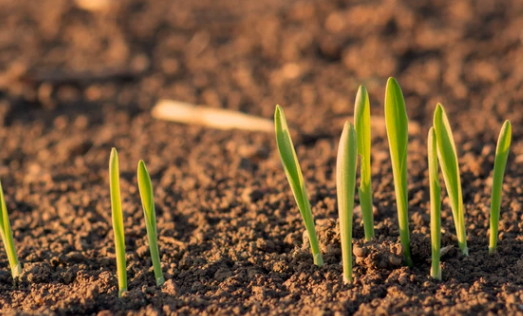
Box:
(0, 0, 523, 315)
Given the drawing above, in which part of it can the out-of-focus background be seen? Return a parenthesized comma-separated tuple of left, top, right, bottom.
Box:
(2, 0, 522, 131)
(1, 0, 523, 315)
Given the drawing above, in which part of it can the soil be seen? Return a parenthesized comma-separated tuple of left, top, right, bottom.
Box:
(0, 0, 523, 315)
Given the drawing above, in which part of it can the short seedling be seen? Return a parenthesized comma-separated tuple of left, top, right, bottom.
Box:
(137, 160, 165, 286)
(109, 148, 128, 297)
(433, 104, 468, 255)
(384, 77, 412, 266)
(428, 127, 441, 280)
(0, 179, 22, 280)
(489, 120, 512, 254)
(274, 105, 323, 266)
(354, 85, 375, 241)
(336, 121, 358, 283)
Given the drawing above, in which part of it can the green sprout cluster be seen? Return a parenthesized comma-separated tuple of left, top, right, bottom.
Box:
(0, 77, 513, 292)
(274, 77, 512, 282)
(109, 148, 164, 297)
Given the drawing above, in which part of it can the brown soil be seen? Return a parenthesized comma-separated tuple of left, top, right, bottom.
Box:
(1, 0, 523, 315)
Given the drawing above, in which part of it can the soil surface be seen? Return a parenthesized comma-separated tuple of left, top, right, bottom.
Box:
(1, 0, 523, 315)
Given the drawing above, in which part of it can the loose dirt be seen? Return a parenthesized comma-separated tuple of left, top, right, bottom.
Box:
(1, 0, 523, 315)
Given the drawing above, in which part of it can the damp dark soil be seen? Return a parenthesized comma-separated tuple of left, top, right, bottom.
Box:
(1, 0, 523, 315)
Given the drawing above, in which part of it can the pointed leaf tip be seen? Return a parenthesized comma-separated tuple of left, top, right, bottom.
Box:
(274, 105, 283, 121)
(387, 77, 398, 86)
(504, 120, 512, 130)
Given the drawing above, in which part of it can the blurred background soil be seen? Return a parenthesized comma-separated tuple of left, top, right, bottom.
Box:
(1, 0, 523, 315)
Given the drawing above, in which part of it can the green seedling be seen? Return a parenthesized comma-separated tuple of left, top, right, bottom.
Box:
(384, 77, 412, 266)
(428, 127, 441, 280)
(109, 148, 128, 297)
(489, 120, 512, 254)
(336, 121, 358, 283)
(354, 85, 375, 241)
(0, 179, 21, 280)
(137, 160, 165, 286)
(433, 104, 468, 255)
(274, 105, 323, 267)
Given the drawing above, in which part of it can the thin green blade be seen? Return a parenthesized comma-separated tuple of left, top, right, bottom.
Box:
(137, 160, 165, 285)
(336, 121, 358, 283)
(274, 105, 323, 266)
(489, 120, 512, 254)
(109, 148, 127, 297)
(384, 77, 412, 266)
(137, 160, 165, 286)
(433, 104, 468, 255)
(428, 127, 441, 280)
(354, 85, 374, 240)
(0, 179, 21, 279)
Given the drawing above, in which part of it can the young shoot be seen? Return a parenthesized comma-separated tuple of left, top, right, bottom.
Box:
(336, 121, 358, 283)
(428, 127, 441, 280)
(274, 105, 323, 267)
(384, 77, 412, 266)
(0, 179, 21, 280)
(109, 148, 128, 297)
(433, 104, 468, 255)
(489, 120, 512, 254)
(354, 85, 375, 241)
(137, 160, 165, 286)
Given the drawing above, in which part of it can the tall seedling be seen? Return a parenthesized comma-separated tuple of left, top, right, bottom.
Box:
(137, 160, 165, 285)
(354, 85, 375, 240)
(489, 120, 512, 254)
(274, 105, 323, 266)
(428, 127, 441, 280)
(336, 122, 358, 283)
(109, 148, 128, 297)
(433, 104, 468, 255)
(384, 77, 412, 266)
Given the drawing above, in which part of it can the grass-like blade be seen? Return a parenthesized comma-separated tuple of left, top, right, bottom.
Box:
(137, 160, 165, 286)
(274, 105, 323, 267)
(433, 104, 468, 255)
(109, 148, 128, 297)
(489, 120, 512, 254)
(336, 121, 358, 283)
(428, 127, 441, 280)
(354, 85, 375, 241)
(0, 179, 21, 280)
(384, 77, 412, 266)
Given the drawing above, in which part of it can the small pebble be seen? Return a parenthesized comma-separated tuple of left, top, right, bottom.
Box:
(353, 245, 368, 258)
